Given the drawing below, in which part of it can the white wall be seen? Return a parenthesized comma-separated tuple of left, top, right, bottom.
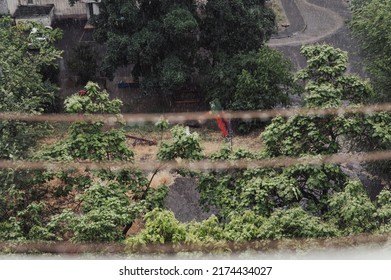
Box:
(7, 0, 17, 15)
(15, 14, 51, 26)
(0, 0, 9, 15)
(7, 0, 87, 18)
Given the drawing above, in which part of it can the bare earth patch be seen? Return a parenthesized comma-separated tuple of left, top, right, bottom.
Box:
(131, 127, 264, 163)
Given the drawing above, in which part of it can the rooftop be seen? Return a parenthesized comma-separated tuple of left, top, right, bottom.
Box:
(14, 5, 54, 18)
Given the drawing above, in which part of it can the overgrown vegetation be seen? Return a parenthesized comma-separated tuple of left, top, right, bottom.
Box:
(1, 0, 391, 252)
(350, 0, 391, 102)
(123, 45, 391, 247)
(82, 0, 291, 114)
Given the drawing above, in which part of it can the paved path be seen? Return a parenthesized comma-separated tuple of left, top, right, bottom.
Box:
(272, 0, 306, 38)
(268, 0, 364, 75)
(269, 0, 344, 46)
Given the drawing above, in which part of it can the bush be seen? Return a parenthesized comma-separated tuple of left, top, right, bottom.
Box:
(157, 125, 203, 160)
(258, 207, 340, 239)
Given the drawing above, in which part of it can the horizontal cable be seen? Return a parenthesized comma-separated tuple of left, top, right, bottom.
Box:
(0, 233, 390, 255)
(1, 150, 391, 171)
(0, 103, 391, 124)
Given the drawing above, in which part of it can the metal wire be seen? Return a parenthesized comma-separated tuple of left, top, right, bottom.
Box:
(0, 103, 391, 124)
(1, 150, 391, 171)
(1, 104, 391, 254)
(0, 233, 390, 255)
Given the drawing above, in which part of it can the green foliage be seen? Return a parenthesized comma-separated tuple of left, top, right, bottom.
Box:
(126, 208, 339, 246)
(0, 201, 57, 241)
(197, 44, 389, 240)
(258, 207, 340, 239)
(64, 82, 122, 114)
(163, 7, 198, 38)
(296, 44, 348, 85)
(155, 117, 170, 131)
(43, 170, 169, 242)
(0, 18, 64, 242)
(350, 0, 391, 101)
(155, 117, 170, 141)
(262, 45, 373, 158)
(207, 48, 296, 111)
(327, 181, 377, 234)
(261, 115, 343, 156)
(157, 125, 203, 160)
(40, 82, 133, 161)
(210, 145, 258, 160)
(158, 55, 191, 91)
(223, 211, 265, 241)
(205, 47, 298, 133)
(350, 0, 371, 10)
(0, 217, 25, 241)
(198, 167, 303, 219)
(375, 189, 391, 225)
(21, 82, 169, 243)
(0, 17, 62, 160)
(200, 0, 275, 55)
(93, 0, 276, 96)
(354, 112, 391, 177)
(67, 43, 98, 84)
(188, 215, 224, 242)
(68, 180, 145, 242)
(126, 208, 188, 245)
(95, 0, 199, 87)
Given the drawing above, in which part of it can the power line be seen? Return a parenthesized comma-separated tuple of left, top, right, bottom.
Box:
(1, 150, 391, 171)
(0, 103, 391, 124)
(0, 233, 390, 255)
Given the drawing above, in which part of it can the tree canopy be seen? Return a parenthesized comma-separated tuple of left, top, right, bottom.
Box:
(195, 44, 391, 237)
(0, 17, 62, 160)
(90, 0, 277, 99)
(350, 0, 391, 101)
(1, 83, 169, 242)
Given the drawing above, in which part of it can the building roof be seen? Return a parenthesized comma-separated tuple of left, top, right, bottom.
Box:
(14, 5, 54, 18)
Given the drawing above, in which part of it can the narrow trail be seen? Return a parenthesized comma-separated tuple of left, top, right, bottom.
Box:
(269, 0, 345, 47)
(268, 0, 364, 75)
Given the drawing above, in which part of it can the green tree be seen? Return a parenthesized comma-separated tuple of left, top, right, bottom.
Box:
(350, 0, 371, 10)
(67, 43, 98, 84)
(88, 0, 276, 96)
(92, 0, 199, 90)
(200, 0, 275, 56)
(0, 17, 62, 239)
(197, 44, 389, 237)
(125, 208, 339, 247)
(350, 0, 391, 101)
(35, 83, 169, 242)
(157, 125, 203, 160)
(349, 0, 391, 177)
(263, 44, 373, 158)
(40, 82, 133, 161)
(0, 17, 62, 160)
(258, 207, 339, 239)
(126, 208, 188, 245)
(47, 179, 166, 242)
(327, 181, 377, 234)
(1, 83, 168, 242)
(206, 47, 296, 111)
(375, 189, 391, 232)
